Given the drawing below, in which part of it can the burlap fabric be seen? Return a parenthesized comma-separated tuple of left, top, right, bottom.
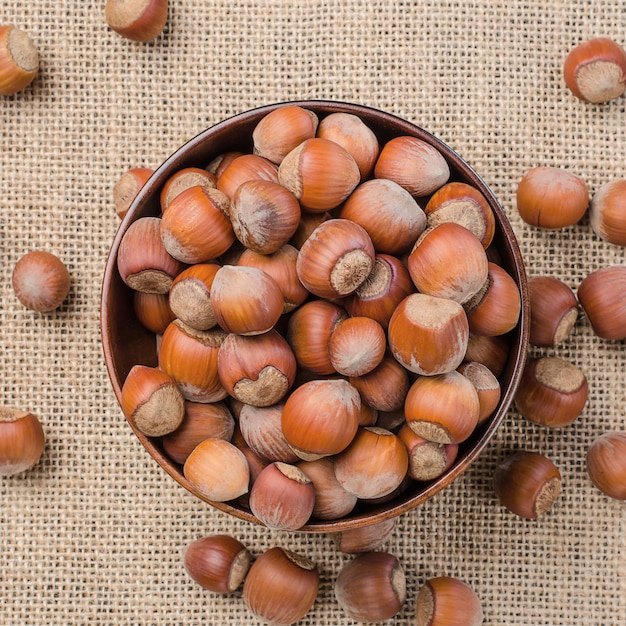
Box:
(1, 1, 624, 624)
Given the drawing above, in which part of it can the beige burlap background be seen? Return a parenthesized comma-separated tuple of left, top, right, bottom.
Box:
(1, 1, 625, 624)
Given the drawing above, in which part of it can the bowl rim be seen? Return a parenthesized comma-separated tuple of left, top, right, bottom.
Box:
(101, 99, 529, 532)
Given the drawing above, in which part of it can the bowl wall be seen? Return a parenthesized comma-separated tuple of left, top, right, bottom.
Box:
(101, 100, 529, 532)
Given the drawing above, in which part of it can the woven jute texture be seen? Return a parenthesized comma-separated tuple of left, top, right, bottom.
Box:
(1, 1, 625, 624)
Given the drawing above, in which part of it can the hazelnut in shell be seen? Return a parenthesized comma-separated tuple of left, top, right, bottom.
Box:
(183, 438, 250, 502)
(121, 364, 185, 437)
(349, 356, 410, 413)
(316, 112, 380, 179)
(388, 293, 469, 376)
(464, 333, 510, 377)
(577, 265, 626, 340)
(404, 371, 480, 444)
(12, 251, 71, 312)
(168, 262, 220, 331)
(328, 316, 386, 377)
(218, 330, 296, 407)
(105, 0, 168, 42)
(162, 401, 235, 465)
(243, 547, 319, 626)
(0, 408, 45, 476)
(339, 179, 427, 255)
(335, 551, 406, 623)
(184, 534, 250, 594)
(133, 291, 175, 334)
(160, 167, 216, 213)
(416, 576, 484, 626)
(210, 265, 284, 335)
(344, 254, 414, 329)
(374, 135, 450, 197)
(457, 361, 501, 425)
(281, 379, 360, 460)
(296, 218, 375, 299)
(408, 222, 489, 304)
(249, 461, 315, 530)
(528, 275, 578, 347)
(278, 137, 361, 212)
(334, 517, 397, 554)
(494, 451, 562, 519)
(424, 181, 496, 248)
(334, 427, 409, 500)
(113, 167, 154, 219)
(516, 166, 589, 229)
(230, 180, 301, 254)
(589, 179, 626, 246)
(252, 105, 319, 164)
(0, 25, 38, 96)
(586, 431, 626, 500)
(563, 37, 626, 103)
(216, 153, 279, 200)
(398, 424, 459, 482)
(514, 356, 588, 428)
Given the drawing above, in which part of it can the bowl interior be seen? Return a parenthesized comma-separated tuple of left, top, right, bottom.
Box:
(101, 100, 529, 532)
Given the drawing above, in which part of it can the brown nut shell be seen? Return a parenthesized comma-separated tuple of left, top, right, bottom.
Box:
(328, 316, 386, 377)
(494, 451, 562, 519)
(416, 576, 484, 626)
(514, 356, 588, 428)
(528, 275, 578, 347)
(133, 291, 175, 334)
(586, 431, 626, 500)
(335, 551, 406, 623)
(333, 517, 397, 554)
(457, 361, 501, 425)
(563, 37, 626, 103)
(398, 424, 459, 481)
(578, 265, 626, 340)
(589, 179, 626, 246)
(243, 547, 319, 626)
(184, 534, 250, 594)
(105, 0, 169, 42)
(12, 251, 71, 312)
(168, 262, 220, 331)
(0, 25, 38, 95)
(114, 167, 154, 219)
(0, 408, 45, 476)
(160, 167, 216, 213)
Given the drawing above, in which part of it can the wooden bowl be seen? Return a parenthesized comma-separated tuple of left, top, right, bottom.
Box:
(101, 101, 529, 532)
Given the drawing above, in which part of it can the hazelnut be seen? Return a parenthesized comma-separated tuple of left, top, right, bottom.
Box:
(578, 265, 626, 340)
(162, 401, 235, 465)
(296, 218, 375, 299)
(328, 316, 386, 377)
(349, 356, 410, 413)
(113, 167, 154, 219)
(242, 547, 319, 626)
(464, 262, 521, 336)
(183, 534, 250, 594)
(464, 333, 510, 377)
(586, 431, 626, 500)
(516, 166, 589, 228)
(206, 151, 243, 178)
(297, 457, 358, 520)
(12, 250, 71, 312)
(374, 135, 450, 197)
(278, 137, 361, 211)
(183, 438, 250, 502)
(339, 179, 427, 255)
(316, 112, 380, 179)
(133, 291, 175, 334)
(416, 576, 484, 626)
(160, 186, 234, 264)
(404, 371, 480, 444)
(344, 254, 415, 330)
(424, 181, 496, 248)
(249, 462, 315, 530)
(210, 265, 284, 336)
(494, 451, 562, 519)
(105, 0, 168, 42)
(528, 275, 578, 347)
(252, 105, 319, 164)
(158, 320, 228, 403)
(160, 167, 216, 213)
(281, 379, 360, 461)
(168, 263, 220, 331)
(408, 223, 489, 304)
(514, 356, 588, 428)
(0, 25, 38, 96)
(121, 364, 185, 437)
(457, 361, 501, 425)
(589, 179, 626, 246)
(334, 427, 409, 500)
(216, 153, 279, 199)
(388, 293, 469, 376)
(335, 551, 406, 622)
(230, 180, 301, 254)
(563, 37, 626, 103)
(0, 408, 45, 476)
(117, 216, 185, 294)
(286, 300, 348, 375)
(398, 424, 459, 481)
(237, 245, 308, 313)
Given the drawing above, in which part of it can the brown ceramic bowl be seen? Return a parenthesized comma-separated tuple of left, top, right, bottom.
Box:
(101, 100, 529, 532)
